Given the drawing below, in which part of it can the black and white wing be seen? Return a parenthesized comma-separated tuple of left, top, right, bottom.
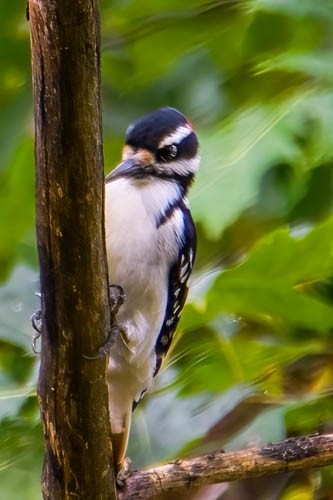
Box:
(154, 206, 196, 377)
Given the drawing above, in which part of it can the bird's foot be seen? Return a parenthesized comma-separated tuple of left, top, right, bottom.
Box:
(83, 285, 126, 360)
(116, 457, 132, 487)
(31, 292, 42, 354)
(109, 284, 126, 316)
(84, 323, 125, 360)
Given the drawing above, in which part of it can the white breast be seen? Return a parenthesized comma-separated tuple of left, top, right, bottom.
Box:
(105, 177, 183, 372)
(105, 175, 186, 439)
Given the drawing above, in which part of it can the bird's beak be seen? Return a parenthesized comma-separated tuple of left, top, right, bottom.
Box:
(105, 158, 138, 182)
(105, 148, 154, 182)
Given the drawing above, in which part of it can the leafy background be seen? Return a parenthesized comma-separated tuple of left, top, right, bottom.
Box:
(1, 0, 333, 498)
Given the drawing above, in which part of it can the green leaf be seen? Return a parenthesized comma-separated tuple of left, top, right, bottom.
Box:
(252, 0, 333, 21)
(0, 416, 43, 500)
(284, 395, 333, 435)
(206, 218, 333, 332)
(0, 137, 35, 281)
(0, 93, 31, 175)
(191, 99, 304, 238)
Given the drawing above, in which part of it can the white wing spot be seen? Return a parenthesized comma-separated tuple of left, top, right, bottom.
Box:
(180, 273, 188, 283)
(181, 259, 188, 271)
(180, 263, 189, 281)
(161, 335, 169, 346)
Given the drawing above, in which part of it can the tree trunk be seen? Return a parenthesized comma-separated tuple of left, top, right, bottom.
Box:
(29, 1, 116, 498)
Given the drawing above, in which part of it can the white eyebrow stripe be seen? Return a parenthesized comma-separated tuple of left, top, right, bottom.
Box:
(159, 125, 193, 148)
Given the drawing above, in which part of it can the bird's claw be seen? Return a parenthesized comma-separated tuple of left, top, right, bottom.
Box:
(31, 310, 42, 354)
(109, 284, 126, 316)
(116, 457, 131, 487)
(31, 308, 42, 332)
(84, 284, 127, 360)
(83, 325, 118, 360)
(83, 285, 126, 359)
(31, 292, 42, 354)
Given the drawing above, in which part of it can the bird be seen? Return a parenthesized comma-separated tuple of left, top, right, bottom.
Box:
(105, 107, 200, 473)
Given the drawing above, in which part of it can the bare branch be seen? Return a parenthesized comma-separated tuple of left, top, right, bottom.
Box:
(118, 434, 333, 499)
(29, 0, 116, 497)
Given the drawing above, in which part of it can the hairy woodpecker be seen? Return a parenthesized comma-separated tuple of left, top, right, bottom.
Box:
(105, 107, 199, 470)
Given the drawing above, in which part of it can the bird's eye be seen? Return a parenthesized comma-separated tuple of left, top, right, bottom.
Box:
(158, 144, 178, 162)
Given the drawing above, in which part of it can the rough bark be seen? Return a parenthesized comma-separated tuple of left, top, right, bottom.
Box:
(118, 434, 333, 499)
(29, 1, 116, 498)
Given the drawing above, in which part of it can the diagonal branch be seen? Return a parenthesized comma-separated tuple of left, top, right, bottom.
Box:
(118, 434, 333, 499)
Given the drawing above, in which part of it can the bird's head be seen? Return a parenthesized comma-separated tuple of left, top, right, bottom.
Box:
(106, 107, 200, 189)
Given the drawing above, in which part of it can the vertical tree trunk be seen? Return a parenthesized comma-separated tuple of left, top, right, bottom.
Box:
(29, 1, 116, 498)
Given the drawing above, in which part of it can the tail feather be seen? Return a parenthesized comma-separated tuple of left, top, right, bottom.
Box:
(109, 403, 132, 472)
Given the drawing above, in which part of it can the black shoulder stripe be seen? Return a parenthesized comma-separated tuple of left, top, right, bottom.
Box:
(156, 196, 182, 228)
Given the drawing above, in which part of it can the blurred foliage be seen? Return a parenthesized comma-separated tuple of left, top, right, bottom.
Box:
(0, 0, 332, 498)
